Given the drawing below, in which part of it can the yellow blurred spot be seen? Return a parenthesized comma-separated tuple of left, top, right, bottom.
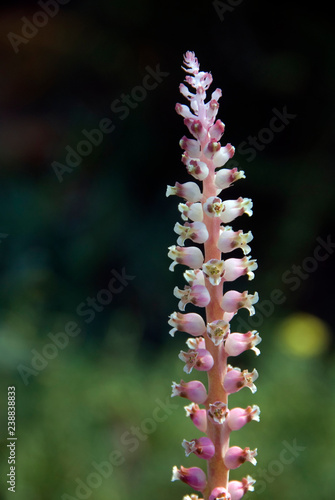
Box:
(278, 313, 331, 357)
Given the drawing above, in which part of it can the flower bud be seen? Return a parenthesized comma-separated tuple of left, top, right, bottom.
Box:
(166, 181, 202, 203)
(203, 139, 221, 159)
(174, 221, 209, 246)
(168, 312, 206, 337)
(176, 103, 195, 119)
(228, 476, 255, 500)
(226, 405, 260, 431)
(220, 197, 253, 224)
(225, 331, 261, 356)
(184, 118, 208, 142)
(209, 119, 225, 140)
(174, 283, 211, 311)
(184, 403, 207, 432)
(217, 227, 253, 255)
(215, 167, 245, 191)
(179, 348, 214, 374)
(208, 401, 228, 424)
(206, 99, 220, 123)
(168, 245, 204, 271)
(223, 366, 259, 394)
(182, 437, 215, 460)
(171, 380, 208, 404)
(211, 88, 222, 101)
(207, 319, 230, 346)
(209, 487, 231, 500)
(172, 466, 207, 492)
(179, 82, 194, 99)
(221, 290, 259, 316)
(224, 446, 257, 470)
(223, 257, 258, 282)
(180, 136, 201, 158)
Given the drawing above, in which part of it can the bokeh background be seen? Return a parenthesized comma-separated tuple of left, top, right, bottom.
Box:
(0, 0, 335, 498)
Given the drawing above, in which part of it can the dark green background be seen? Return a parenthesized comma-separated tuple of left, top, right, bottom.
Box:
(0, 0, 334, 498)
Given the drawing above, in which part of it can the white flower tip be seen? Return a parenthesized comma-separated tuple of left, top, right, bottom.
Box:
(169, 328, 177, 337)
(166, 185, 176, 197)
(171, 466, 180, 481)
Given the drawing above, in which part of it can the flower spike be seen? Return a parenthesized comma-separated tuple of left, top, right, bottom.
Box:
(168, 52, 260, 498)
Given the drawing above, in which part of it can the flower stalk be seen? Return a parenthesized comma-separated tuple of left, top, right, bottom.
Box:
(168, 52, 260, 500)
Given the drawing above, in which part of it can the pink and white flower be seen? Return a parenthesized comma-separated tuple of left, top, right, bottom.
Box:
(171, 379, 208, 404)
(166, 181, 202, 203)
(168, 245, 204, 271)
(172, 465, 207, 492)
(182, 437, 215, 460)
(228, 476, 255, 500)
(223, 366, 259, 394)
(179, 348, 214, 374)
(209, 487, 232, 500)
(202, 259, 225, 286)
(215, 167, 245, 191)
(224, 446, 257, 469)
(174, 221, 209, 246)
(221, 290, 259, 315)
(226, 405, 260, 431)
(217, 227, 253, 255)
(223, 257, 258, 282)
(207, 319, 230, 346)
(168, 312, 206, 337)
(225, 331, 261, 357)
(174, 283, 210, 311)
(220, 197, 253, 223)
(184, 403, 207, 432)
(208, 401, 228, 424)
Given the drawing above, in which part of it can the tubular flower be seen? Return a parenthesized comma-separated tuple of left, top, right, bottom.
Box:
(171, 380, 208, 404)
(179, 348, 214, 374)
(185, 403, 208, 433)
(168, 52, 261, 498)
(174, 221, 209, 246)
(168, 312, 206, 337)
(224, 331, 261, 357)
(168, 245, 204, 271)
(172, 466, 207, 492)
(226, 405, 260, 431)
(174, 283, 211, 311)
(228, 476, 256, 500)
(223, 366, 259, 394)
(217, 227, 253, 255)
(182, 437, 215, 460)
(209, 487, 232, 500)
(224, 447, 257, 470)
